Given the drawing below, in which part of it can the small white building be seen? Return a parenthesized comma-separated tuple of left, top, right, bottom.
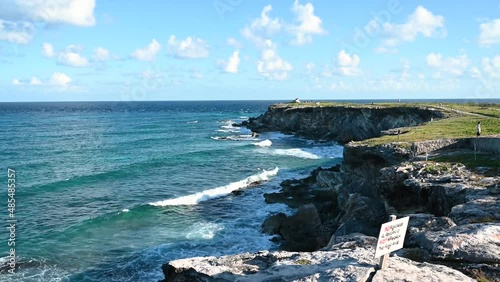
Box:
(294, 98, 301, 103)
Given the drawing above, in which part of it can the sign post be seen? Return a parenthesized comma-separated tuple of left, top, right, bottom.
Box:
(375, 215, 410, 269)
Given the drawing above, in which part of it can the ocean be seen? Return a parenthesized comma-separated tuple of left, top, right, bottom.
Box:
(0, 101, 343, 281)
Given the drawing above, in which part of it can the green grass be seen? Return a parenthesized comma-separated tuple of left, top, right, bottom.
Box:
(362, 116, 500, 146)
(273, 101, 500, 147)
(434, 102, 500, 118)
(432, 153, 500, 168)
(431, 153, 500, 177)
(275, 101, 500, 118)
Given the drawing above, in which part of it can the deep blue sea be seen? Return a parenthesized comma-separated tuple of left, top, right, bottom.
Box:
(0, 101, 344, 281)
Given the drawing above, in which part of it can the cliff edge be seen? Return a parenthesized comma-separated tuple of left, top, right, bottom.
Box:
(161, 102, 499, 282)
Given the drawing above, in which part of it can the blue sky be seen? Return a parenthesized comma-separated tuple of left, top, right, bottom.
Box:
(0, 0, 499, 101)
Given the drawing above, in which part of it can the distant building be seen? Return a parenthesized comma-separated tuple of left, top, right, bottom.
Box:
(294, 98, 301, 103)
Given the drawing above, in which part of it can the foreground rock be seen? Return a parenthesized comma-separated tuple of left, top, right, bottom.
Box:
(416, 223, 500, 264)
(372, 257, 474, 282)
(161, 234, 475, 282)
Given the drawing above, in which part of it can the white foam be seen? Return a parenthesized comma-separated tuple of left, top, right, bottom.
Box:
(185, 222, 225, 240)
(211, 135, 259, 141)
(149, 168, 279, 206)
(122, 209, 129, 212)
(216, 129, 239, 133)
(252, 139, 272, 147)
(309, 145, 344, 158)
(271, 148, 321, 159)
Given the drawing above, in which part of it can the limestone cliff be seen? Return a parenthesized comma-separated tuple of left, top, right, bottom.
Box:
(245, 104, 444, 143)
(160, 104, 499, 282)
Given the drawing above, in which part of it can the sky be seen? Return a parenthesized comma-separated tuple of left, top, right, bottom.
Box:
(0, 0, 499, 102)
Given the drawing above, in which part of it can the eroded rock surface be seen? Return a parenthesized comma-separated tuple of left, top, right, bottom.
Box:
(416, 223, 500, 264)
(372, 256, 475, 282)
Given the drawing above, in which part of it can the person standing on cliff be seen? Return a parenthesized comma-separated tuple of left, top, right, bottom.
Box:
(476, 121, 481, 137)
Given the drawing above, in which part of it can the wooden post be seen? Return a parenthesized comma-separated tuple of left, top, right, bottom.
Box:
(379, 215, 397, 270)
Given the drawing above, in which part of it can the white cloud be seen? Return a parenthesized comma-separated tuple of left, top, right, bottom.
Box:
(167, 35, 209, 59)
(132, 39, 161, 61)
(305, 62, 315, 73)
(227, 37, 243, 49)
(376, 6, 445, 50)
(42, 42, 55, 57)
(0, 19, 34, 44)
(401, 59, 411, 80)
(478, 18, 500, 46)
(58, 45, 88, 67)
(470, 67, 481, 78)
(0, 0, 95, 44)
(139, 69, 162, 80)
(336, 50, 361, 76)
(30, 76, 41, 85)
(191, 69, 203, 79)
(12, 73, 72, 87)
(257, 44, 293, 80)
(289, 0, 325, 45)
(50, 72, 72, 86)
(92, 47, 109, 61)
(221, 50, 240, 73)
(482, 56, 500, 78)
(241, 5, 282, 48)
(426, 52, 470, 76)
(426, 52, 441, 67)
(15, 0, 96, 27)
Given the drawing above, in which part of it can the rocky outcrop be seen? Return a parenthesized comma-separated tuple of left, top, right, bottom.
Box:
(262, 204, 325, 251)
(245, 104, 444, 143)
(161, 234, 474, 282)
(160, 104, 499, 281)
(371, 257, 474, 282)
(416, 223, 500, 264)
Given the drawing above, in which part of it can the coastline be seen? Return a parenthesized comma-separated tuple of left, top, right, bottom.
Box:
(161, 102, 500, 281)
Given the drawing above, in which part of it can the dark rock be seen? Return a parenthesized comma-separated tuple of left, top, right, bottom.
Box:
(279, 204, 323, 252)
(261, 213, 287, 235)
(245, 104, 444, 143)
(334, 193, 387, 237)
(405, 214, 456, 247)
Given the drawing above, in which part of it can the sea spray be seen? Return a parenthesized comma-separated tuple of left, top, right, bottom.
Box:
(252, 139, 272, 147)
(149, 168, 279, 206)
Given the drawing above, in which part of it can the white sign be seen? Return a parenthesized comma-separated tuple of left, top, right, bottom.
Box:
(374, 216, 409, 258)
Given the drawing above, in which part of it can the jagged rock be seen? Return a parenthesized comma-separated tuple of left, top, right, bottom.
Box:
(261, 205, 325, 252)
(261, 213, 287, 235)
(161, 234, 477, 282)
(372, 256, 475, 282)
(264, 166, 339, 209)
(316, 170, 342, 189)
(322, 233, 377, 250)
(449, 196, 500, 225)
(278, 204, 323, 251)
(405, 214, 456, 247)
(334, 193, 387, 237)
(161, 248, 378, 282)
(416, 223, 500, 264)
(246, 104, 444, 143)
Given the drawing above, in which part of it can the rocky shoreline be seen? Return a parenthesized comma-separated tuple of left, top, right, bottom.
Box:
(161, 104, 499, 282)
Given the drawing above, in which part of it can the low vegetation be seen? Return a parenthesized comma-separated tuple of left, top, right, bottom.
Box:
(362, 115, 500, 145)
(276, 101, 500, 148)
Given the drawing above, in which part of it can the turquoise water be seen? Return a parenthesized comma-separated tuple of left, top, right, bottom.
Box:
(0, 101, 342, 281)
